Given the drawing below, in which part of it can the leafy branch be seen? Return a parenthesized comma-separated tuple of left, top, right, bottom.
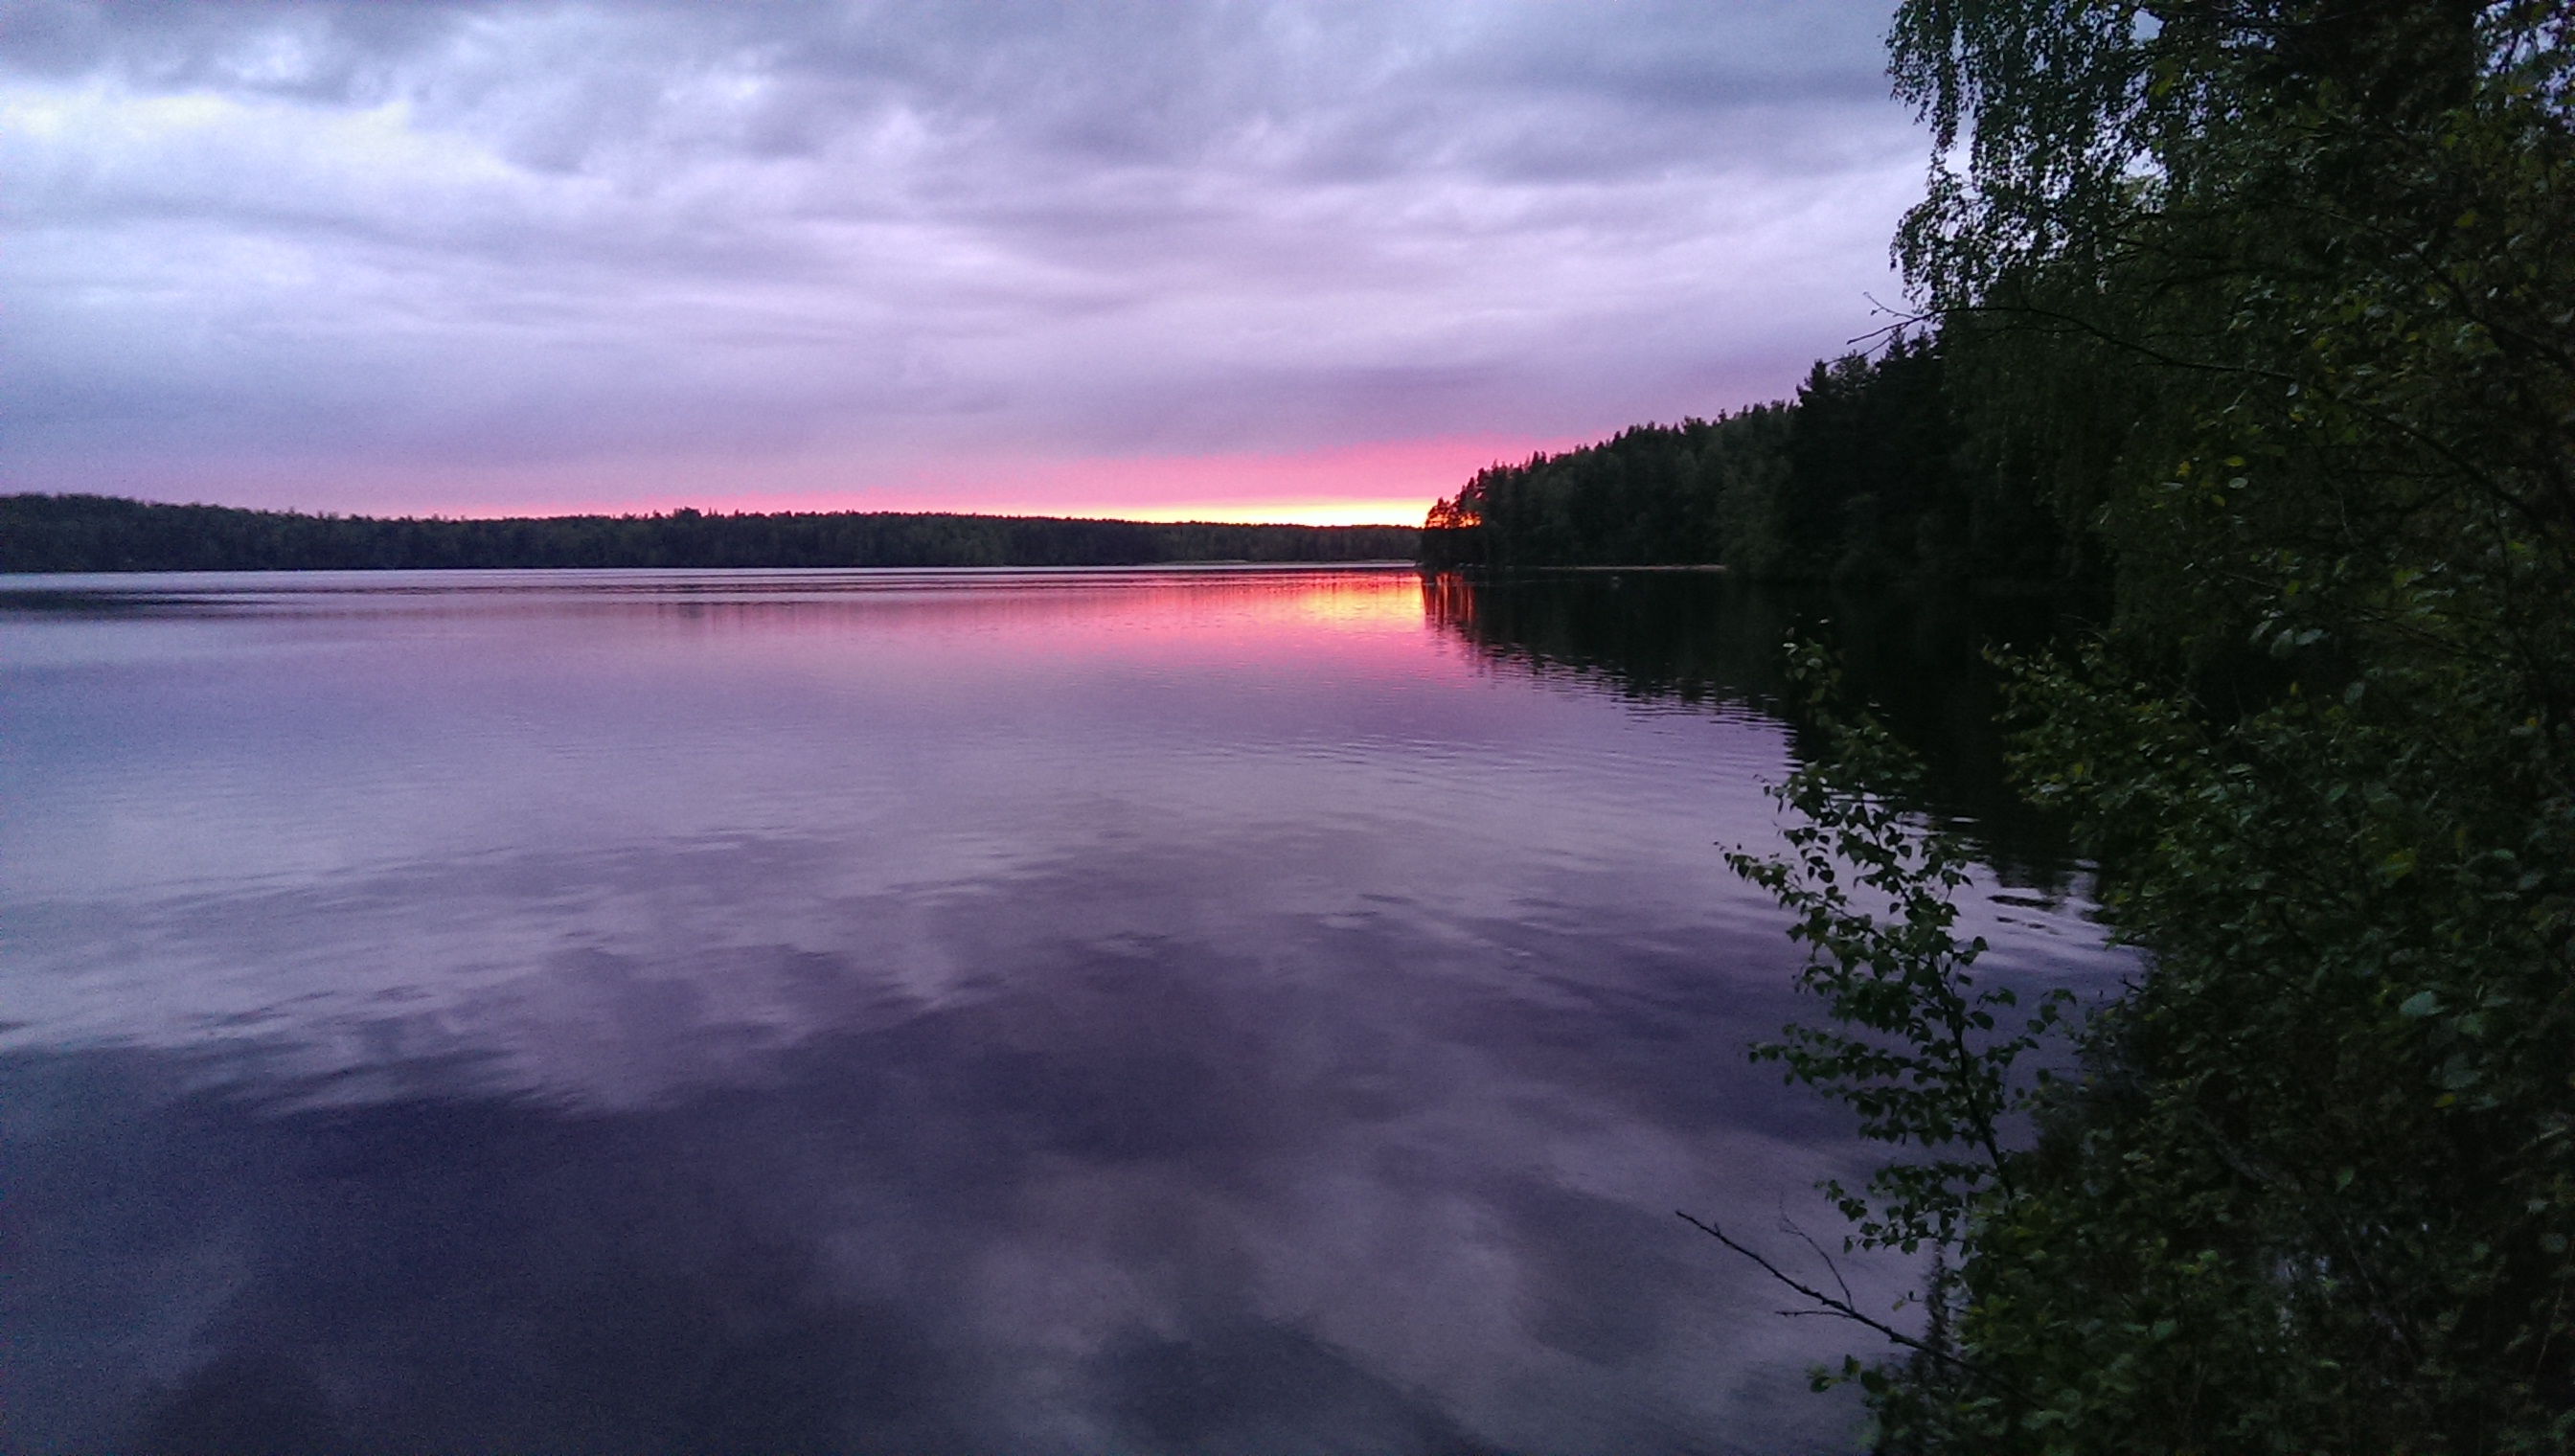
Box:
(1717, 637, 2070, 1258)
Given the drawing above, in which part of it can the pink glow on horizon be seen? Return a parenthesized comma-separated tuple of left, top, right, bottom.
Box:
(668, 569, 1459, 684)
(371, 435, 1578, 527)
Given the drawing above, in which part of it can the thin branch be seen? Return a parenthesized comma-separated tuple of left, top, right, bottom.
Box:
(1677, 1210, 2031, 1402)
(1782, 1215, 1860, 1310)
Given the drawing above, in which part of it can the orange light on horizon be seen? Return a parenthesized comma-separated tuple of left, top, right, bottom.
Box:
(339, 434, 1580, 527)
(1034, 496, 1435, 528)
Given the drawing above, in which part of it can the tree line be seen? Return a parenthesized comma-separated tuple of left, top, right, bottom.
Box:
(0, 495, 1419, 572)
(1692, 3, 2575, 1451)
(1420, 332, 2090, 589)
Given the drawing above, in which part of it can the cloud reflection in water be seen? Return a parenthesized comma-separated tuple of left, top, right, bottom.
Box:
(0, 568, 2116, 1452)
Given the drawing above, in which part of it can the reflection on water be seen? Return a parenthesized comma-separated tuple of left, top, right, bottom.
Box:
(0, 568, 2120, 1454)
(1424, 571, 2089, 883)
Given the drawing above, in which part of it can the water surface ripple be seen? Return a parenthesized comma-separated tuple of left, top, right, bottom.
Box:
(0, 568, 2120, 1454)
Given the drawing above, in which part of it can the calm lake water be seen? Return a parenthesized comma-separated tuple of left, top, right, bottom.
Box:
(0, 567, 2121, 1454)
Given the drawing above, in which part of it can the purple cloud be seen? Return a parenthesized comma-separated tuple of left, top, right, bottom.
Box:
(0, 0, 1920, 517)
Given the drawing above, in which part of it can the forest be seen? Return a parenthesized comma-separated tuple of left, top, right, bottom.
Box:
(0, 495, 1418, 572)
(1419, 332, 2086, 588)
(1668, 3, 2575, 1451)
(1421, 332, 2101, 592)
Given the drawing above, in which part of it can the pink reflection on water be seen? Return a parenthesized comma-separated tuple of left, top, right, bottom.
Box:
(472, 566, 1466, 683)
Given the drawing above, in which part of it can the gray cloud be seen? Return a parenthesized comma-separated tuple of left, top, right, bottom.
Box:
(0, 0, 1921, 511)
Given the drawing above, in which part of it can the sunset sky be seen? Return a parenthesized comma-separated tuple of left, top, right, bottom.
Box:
(2, 1, 1923, 525)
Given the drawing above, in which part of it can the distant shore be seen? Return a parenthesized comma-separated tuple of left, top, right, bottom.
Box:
(0, 494, 1423, 574)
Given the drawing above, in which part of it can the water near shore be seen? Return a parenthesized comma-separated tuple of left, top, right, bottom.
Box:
(1, 567, 2120, 1454)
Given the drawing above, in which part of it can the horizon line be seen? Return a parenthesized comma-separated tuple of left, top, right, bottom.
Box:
(10, 490, 1431, 533)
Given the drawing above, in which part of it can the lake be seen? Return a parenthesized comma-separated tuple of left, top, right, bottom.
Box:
(0, 567, 2121, 1454)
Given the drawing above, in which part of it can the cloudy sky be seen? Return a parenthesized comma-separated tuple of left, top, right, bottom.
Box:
(2, 0, 1925, 523)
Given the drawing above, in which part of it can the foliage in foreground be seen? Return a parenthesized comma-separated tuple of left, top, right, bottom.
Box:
(1716, 2, 2575, 1449)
